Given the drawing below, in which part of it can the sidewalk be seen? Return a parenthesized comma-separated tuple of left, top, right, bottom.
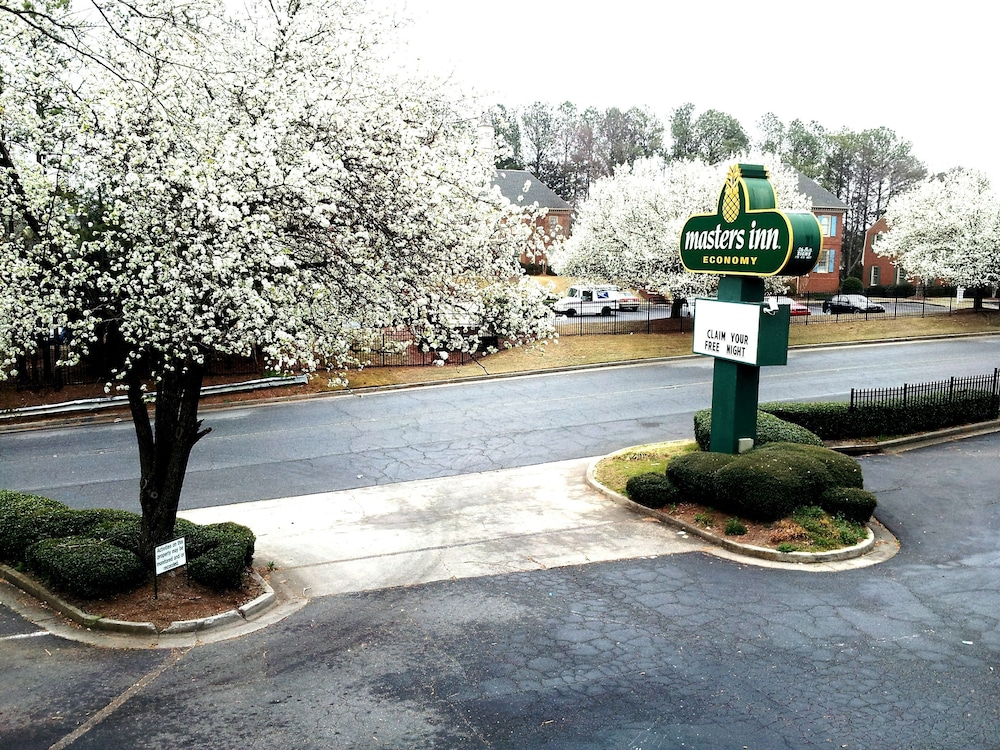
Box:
(178, 458, 705, 600)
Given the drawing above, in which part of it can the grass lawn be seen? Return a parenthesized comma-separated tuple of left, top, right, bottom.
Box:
(337, 309, 1000, 391)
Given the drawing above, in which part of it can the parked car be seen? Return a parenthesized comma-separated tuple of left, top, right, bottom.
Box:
(552, 285, 640, 316)
(822, 294, 885, 314)
(766, 296, 811, 316)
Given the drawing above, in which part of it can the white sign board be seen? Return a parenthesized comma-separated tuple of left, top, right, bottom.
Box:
(155, 537, 187, 576)
(692, 298, 762, 365)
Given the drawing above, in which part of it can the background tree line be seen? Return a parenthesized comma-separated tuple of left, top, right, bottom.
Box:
(492, 102, 927, 282)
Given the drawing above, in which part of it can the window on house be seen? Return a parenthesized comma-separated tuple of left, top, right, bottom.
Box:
(818, 214, 838, 237)
(870, 265, 881, 286)
(895, 267, 905, 285)
(547, 215, 561, 235)
(814, 249, 836, 274)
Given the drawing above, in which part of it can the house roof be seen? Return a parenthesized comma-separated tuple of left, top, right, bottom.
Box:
(797, 173, 847, 212)
(492, 170, 571, 211)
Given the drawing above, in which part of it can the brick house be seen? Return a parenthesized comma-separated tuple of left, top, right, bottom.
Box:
(793, 173, 848, 294)
(862, 216, 908, 287)
(492, 169, 571, 271)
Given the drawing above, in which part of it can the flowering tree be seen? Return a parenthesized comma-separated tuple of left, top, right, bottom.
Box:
(873, 168, 1000, 307)
(0, 0, 553, 563)
(548, 156, 810, 305)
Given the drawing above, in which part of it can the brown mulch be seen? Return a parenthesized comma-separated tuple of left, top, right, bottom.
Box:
(663, 503, 803, 549)
(56, 567, 266, 631)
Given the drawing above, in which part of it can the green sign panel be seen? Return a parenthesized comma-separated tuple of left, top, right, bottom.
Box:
(679, 163, 822, 277)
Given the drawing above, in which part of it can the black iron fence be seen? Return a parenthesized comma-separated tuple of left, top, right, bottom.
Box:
(348, 328, 484, 368)
(849, 369, 1000, 410)
(10, 286, 999, 388)
(15, 342, 265, 391)
(552, 285, 999, 336)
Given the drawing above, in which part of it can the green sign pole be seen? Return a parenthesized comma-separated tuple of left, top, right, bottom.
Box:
(709, 276, 764, 454)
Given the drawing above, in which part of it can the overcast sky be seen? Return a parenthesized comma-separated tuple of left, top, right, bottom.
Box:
(387, 0, 996, 186)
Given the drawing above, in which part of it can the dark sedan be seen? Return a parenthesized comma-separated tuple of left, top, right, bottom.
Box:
(822, 294, 885, 314)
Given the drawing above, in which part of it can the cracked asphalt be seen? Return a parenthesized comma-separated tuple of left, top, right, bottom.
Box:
(3, 434, 999, 749)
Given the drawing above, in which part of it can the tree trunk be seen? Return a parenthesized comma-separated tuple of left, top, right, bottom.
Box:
(127, 361, 211, 568)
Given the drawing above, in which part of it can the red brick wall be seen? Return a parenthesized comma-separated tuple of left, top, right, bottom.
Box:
(796, 209, 844, 294)
(862, 217, 900, 287)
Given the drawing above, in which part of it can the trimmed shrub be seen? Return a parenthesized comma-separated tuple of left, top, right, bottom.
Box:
(715, 450, 831, 522)
(174, 518, 216, 558)
(755, 442, 864, 489)
(819, 487, 878, 523)
(26, 536, 146, 598)
(762, 391, 1000, 441)
(86, 514, 142, 554)
(694, 409, 824, 452)
(204, 522, 256, 567)
(187, 542, 248, 590)
(666, 451, 738, 505)
(625, 473, 679, 509)
(692, 410, 712, 451)
(840, 276, 863, 294)
(0, 491, 78, 561)
(186, 522, 256, 589)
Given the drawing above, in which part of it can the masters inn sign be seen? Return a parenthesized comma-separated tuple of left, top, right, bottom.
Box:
(680, 163, 821, 277)
(678, 163, 823, 454)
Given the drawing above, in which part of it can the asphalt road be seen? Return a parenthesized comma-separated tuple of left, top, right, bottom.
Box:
(2, 433, 998, 749)
(2, 336, 998, 511)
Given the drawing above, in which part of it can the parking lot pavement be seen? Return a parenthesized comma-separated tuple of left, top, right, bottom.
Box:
(4, 436, 999, 749)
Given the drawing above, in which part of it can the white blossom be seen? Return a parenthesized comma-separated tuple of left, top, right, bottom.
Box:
(0, 0, 554, 383)
(874, 168, 1000, 289)
(548, 155, 810, 297)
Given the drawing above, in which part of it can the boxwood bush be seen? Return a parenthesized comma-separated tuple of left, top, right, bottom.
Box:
(665, 451, 738, 505)
(624, 473, 679, 509)
(694, 409, 824, 452)
(714, 449, 832, 522)
(819, 487, 878, 523)
(26, 536, 147, 599)
(0, 490, 80, 561)
(187, 540, 251, 590)
(0, 488, 256, 597)
(754, 442, 864, 489)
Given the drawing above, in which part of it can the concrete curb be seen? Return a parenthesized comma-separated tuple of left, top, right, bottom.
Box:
(586, 452, 887, 567)
(0, 375, 307, 423)
(830, 419, 1000, 454)
(0, 564, 276, 637)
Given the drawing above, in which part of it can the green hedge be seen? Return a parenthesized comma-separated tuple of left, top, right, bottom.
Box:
(760, 392, 999, 440)
(185, 522, 256, 589)
(26, 536, 147, 599)
(715, 449, 832, 522)
(754, 442, 864, 489)
(0, 489, 256, 597)
(694, 409, 824, 452)
(865, 283, 916, 298)
(0, 490, 80, 561)
(819, 487, 878, 523)
(624, 473, 679, 509)
(665, 451, 738, 506)
(187, 541, 250, 589)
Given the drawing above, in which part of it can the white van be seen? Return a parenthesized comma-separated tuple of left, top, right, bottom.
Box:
(552, 285, 640, 316)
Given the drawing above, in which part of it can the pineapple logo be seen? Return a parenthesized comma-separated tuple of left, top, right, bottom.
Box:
(722, 164, 741, 224)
